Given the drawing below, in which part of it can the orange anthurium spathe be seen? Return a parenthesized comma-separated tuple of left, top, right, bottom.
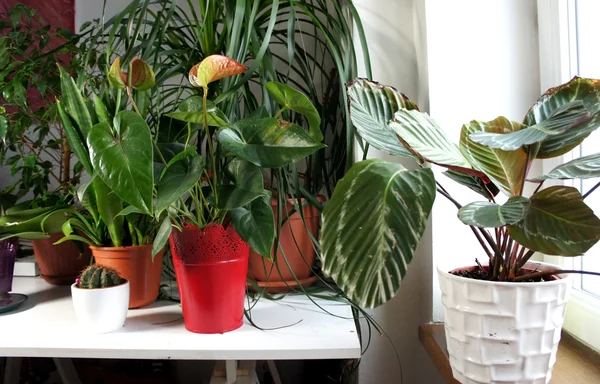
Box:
(189, 55, 246, 89)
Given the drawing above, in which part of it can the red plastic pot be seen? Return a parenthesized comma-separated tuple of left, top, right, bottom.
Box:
(169, 223, 249, 334)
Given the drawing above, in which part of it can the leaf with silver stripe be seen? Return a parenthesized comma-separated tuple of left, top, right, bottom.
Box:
(533, 153, 600, 180)
(458, 196, 530, 228)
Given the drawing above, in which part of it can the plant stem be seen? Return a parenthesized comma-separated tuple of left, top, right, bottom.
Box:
(514, 269, 600, 282)
(126, 87, 142, 116)
(583, 180, 600, 199)
(533, 181, 544, 194)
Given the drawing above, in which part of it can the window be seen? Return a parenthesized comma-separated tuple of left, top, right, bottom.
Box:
(538, 0, 600, 351)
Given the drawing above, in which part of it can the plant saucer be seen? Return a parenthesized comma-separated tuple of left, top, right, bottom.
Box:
(0, 293, 28, 314)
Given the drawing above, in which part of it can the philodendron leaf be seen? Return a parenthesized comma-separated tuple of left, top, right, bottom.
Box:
(321, 159, 436, 308)
(229, 194, 275, 258)
(347, 78, 419, 160)
(458, 196, 530, 228)
(216, 159, 265, 209)
(87, 111, 153, 213)
(155, 153, 204, 213)
(189, 54, 246, 88)
(266, 81, 322, 141)
(217, 117, 326, 168)
(152, 216, 172, 259)
(468, 101, 591, 151)
(524, 77, 600, 158)
(533, 153, 600, 180)
(443, 170, 500, 200)
(166, 98, 229, 127)
(508, 186, 600, 256)
(460, 117, 528, 196)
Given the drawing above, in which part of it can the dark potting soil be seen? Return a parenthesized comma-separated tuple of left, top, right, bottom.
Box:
(450, 267, 554, 283)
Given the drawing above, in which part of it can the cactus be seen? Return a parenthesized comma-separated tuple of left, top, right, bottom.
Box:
(77, 264, 123, 289)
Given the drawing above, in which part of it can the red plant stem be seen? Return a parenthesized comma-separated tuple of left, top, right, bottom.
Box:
(514, 269, 600, 282)
(517, 249, 536, 269)
(583, 180, 600, 199)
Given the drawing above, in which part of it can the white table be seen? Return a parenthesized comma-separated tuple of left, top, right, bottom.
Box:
(1, 277, 360, 383)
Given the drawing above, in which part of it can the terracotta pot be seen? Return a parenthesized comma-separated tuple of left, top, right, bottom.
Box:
(32, 233, 91, 285)
(248, 197, 322, 292)
(90, 245, 164, 309)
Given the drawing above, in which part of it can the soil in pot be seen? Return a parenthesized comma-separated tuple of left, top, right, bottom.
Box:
(248, 197, 322, 293)
(32, 233, 91, 285)
(169, 223, 249, 334)
(91, 245, 164, 309)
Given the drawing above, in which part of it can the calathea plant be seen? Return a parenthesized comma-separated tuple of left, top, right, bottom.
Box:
(162, 55, 325, 256)
(56, 57, 202, 255)
(321, 77, 600, 308)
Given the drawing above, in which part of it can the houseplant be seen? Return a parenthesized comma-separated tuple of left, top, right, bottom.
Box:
(56, 58, 201, 308)
(164, 54, 325, 333)
(71, 264, 129, 333)
(321, 77, 600, 383)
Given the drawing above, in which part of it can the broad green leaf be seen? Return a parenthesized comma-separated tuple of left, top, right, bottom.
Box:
(347, 78, 418, 160)
(321, 159, 436, 308)
(216, 159, 265, 209)
(116, 205, 145, 217)
(92, 177, 124, 247)
(533, 153, 600, 180)
(460, 117, 528, 196)
(218, 117, 326, 168)
(57, 101, 93, 174)
(390, 109, 479, 177)
(88, 111, 153, 213)
(266, 81, 322, 141)
(230, 195, 275, 258)
(443, 170, 499, 200)
(156, 154, 204, 212)
(0, 232, 49, 241)
(129, 58, 155, 91)
(0, 206, 56, 234)
(468, 101, 590, 151)
(58, 66, 93, 138)
(108, 57, 126, 88)
(40, 209, 73, 234)
(508, 186, 600, 256)
(189, 55, 246, 88)
(524, 77, 600, 158)
(166, 97, 228, 126)
(152, 216, 171, 258)
(0, 114, 7, 144)
(92, 94, 111, 124)
(458, 196, 531, 228)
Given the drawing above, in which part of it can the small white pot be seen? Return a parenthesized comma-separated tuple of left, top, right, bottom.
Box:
(71, 280, 130, 333)
(438, 262, 571, 384)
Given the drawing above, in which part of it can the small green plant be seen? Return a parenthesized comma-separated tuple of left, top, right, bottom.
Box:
(77, 264, 123, 289)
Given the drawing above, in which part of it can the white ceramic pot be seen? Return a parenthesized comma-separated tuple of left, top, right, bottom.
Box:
(71, 280, 130, 333)
(438, 262, 571, 384)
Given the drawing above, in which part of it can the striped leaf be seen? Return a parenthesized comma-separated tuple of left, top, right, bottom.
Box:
(508, 186, 600, 256)
(469, 101, 590, 151)
(458, 196, 530, 228)
(347, 78, 418, 160)
(524, 77, 600, 158)
(443, 170, 499, 200)
(460, 117, 528, 196)
(320, 159, 436, 308)
(533, 153, 600, 180)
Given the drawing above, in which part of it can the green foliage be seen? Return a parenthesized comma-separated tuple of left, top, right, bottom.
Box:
(77, 264, 123, 289)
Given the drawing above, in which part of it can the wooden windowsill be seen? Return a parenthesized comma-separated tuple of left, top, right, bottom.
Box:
(419, 323, 600, 383)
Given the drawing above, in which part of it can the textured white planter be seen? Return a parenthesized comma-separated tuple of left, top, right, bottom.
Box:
(438, 262, 571, 384)
(71, 280, 130, 333)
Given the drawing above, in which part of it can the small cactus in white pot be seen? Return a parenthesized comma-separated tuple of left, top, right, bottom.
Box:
(71, 264, 129, 333)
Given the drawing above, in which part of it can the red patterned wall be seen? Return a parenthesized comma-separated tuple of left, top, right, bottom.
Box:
(0, 0, 74, 31)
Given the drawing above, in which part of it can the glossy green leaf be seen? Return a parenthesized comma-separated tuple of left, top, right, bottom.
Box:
(87, 111, 153, 213)
(189, 55, 246, 88)
(468, 101, 590, 151)
(443, 170, 499, 200)
(533, 153, 600, 180)
(218, 117, 326, 168)
(108, 57, 126, 88)
(458, 196, 530, 228)
(0, 206, 57, 234)
(0, 114, 7, 144)
(216, 159, 265, 209)
(92, 177, 124, 247)
(58, 66, 93, 138)
(0, 232, 49, 241)
(152, 216, 171, 258)
(524, 77, 600, 158)
(508, 186, 600, 256)
(266, 81, 322, 141)
(321, 159, 436, 308)
(460, 117, 528, 196)
(92, 94, 110, 124)
(155, 154, 204, 212)
(229, 195, 275, 258)
(56, 100, 93, 174)
(347, 78, 419, 160)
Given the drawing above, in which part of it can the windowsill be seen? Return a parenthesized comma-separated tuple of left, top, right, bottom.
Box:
(418, 323, 600, 383)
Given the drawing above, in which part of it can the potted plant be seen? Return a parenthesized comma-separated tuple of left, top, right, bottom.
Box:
(321, 77, 600, 383)
(55, 58, 201, 308)
(164, 55, 325, 333)
(71, 264, 129, 333)
(0, 5, 99, 285)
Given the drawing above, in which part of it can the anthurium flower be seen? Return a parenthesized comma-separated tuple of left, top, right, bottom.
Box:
(189, 55, 246, 89)
(108, 57, 156, 91)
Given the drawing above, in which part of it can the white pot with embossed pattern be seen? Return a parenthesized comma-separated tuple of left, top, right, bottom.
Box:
(438, 261, 571, 384)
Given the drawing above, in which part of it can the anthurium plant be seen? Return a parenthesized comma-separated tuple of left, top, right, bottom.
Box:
(162, 55, 325, 257)
(55, 57, 202, 255)
(321, 77, 600, 308)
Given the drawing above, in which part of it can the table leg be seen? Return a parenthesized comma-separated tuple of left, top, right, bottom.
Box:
(266, 360, 282, 384)
(210, 360, 258, 384)
(53, 358, 82, 384)
(4, 357, 22, 384)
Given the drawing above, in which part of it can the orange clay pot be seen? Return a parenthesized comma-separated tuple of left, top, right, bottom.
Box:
(248, 197, 323, 292)
(90, 245, 164, 309)
(32, 233, 92, 285)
